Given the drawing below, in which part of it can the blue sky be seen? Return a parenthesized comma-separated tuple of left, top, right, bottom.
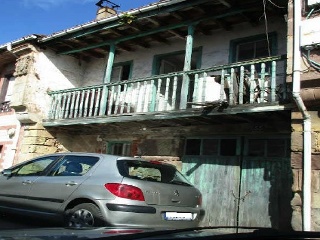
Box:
(0, 0, 157, 45)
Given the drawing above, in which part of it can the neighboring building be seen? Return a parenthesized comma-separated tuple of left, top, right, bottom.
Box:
(0, 36, 40, 169)
(0, 0, 319, 232)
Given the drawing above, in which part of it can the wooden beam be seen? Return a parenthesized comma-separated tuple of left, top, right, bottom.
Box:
(41, 0, 216, 43)
(167, 30, 185, 39)
(196, 5, 232, 31)
(59, 8, 256, 55)
(109, 28, 150, 48)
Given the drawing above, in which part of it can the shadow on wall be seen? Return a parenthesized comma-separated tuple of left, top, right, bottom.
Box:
(50, 132, 102, 153)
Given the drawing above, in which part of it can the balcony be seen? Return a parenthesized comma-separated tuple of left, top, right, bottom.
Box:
(46, 56, 289, 124)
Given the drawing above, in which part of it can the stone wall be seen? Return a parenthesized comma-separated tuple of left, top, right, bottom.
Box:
(291, 111, 320, 231)
(14, 123, 66, 164)
(286, 0, 320, 231)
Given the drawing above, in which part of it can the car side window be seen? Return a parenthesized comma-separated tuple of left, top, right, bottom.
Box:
(11, 157, 58, 176)
(49, 155, 99, 176)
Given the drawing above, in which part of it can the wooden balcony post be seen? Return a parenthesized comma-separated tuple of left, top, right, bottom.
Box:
(180, 24, 194, 109)
(104, 43, 116, 83)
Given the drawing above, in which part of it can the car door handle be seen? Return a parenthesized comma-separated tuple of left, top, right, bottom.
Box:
(22, 180, 32, 185)
(65, 181, 78, 186)
(171, 199, 180, 203)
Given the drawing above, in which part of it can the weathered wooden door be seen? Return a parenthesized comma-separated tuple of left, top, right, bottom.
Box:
(237, 137, 292, 231)
(181, 136, 292, 231)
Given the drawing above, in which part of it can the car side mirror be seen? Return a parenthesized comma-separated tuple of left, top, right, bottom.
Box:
(2, 169, 13, 177)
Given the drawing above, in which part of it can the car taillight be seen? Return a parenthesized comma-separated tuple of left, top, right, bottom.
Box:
(105, 183, 145, 201)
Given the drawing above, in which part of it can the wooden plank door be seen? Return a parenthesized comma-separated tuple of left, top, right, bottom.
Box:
(237, 137, 292, 231)
(182, 136, 292, 231)
(182, 155, 241, 228)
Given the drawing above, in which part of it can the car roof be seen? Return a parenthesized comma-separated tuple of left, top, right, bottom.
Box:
(29, 152, 147, 162)
(9, 152, 173, 169)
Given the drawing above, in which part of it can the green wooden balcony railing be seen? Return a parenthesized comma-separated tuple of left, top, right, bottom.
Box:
(48, 56, 287, 120)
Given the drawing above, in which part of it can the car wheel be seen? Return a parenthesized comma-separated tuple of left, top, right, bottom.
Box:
(64, 203, 104, 228)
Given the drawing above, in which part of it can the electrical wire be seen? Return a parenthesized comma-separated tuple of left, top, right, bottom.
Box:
(262, 0, 271, 57)
(267, 0, 286, 8)
(302, 49, 320, 72)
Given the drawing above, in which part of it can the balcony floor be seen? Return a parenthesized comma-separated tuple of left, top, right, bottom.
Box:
(43, 101, 293, 135)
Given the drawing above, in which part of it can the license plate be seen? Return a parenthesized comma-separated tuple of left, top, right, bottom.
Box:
(164, 212, 193, 221)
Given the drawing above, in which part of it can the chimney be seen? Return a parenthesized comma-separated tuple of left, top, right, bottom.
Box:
(96, 7, 117, 20)
(95, 0, 118, 20)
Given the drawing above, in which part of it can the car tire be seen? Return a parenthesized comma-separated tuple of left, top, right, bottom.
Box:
(64, 203, 105, 228)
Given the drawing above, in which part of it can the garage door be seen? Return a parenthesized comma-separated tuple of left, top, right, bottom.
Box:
(181, 136, 292, 232)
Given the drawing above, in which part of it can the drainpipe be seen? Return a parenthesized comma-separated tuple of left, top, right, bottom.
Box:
(292, 0, 312, 231)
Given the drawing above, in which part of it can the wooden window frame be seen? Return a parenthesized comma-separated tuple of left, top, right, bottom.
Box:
(184, 137, 241, 156)
(107, 141, 132, 156)
(229, 32, 278, 63)
(152, 47, 203, 75)
(110, 61, 133, 83)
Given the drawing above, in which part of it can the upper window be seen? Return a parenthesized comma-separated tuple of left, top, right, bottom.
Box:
(230, 33, 277, 63)
(111, 61, 132, 83)
(153, 48, 202, 75)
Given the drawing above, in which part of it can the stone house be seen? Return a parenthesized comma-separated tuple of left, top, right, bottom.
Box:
(0, 0, 319, 232)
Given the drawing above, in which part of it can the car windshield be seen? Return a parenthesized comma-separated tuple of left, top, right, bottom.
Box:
(117, 159, 192, 186)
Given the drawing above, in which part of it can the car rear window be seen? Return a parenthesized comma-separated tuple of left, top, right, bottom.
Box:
(117, 160, 192, 186)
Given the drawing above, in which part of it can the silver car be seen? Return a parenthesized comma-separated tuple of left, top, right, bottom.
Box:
(0, 153, 204, 228)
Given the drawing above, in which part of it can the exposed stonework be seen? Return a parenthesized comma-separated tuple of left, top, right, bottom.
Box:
(16, 123, 66, 164)
(14, 55, 34, 77)
(291, 110, 320, 230)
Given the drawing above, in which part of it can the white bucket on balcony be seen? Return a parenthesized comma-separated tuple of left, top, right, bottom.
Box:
(194, 76, 226, 103)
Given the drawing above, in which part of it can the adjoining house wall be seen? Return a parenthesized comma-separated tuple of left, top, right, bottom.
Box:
(291, 111, 320, 231)
(0, 63, 21, 170)
(0, 113, 21, 170)
(286, 0, 320, 231)
(7, 45, 86, 163)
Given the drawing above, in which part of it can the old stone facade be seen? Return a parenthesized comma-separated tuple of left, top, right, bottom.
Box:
(286, 0, 320, 231)
(0, 0, 319, 231)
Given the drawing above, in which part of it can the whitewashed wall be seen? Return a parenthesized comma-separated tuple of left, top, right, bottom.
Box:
(37, 16, 287, 110)
(32, 50, 88, 117)
(34, 18, 284, 112)
(81, 17, 287, 88)
(36, 49, 86, 90)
